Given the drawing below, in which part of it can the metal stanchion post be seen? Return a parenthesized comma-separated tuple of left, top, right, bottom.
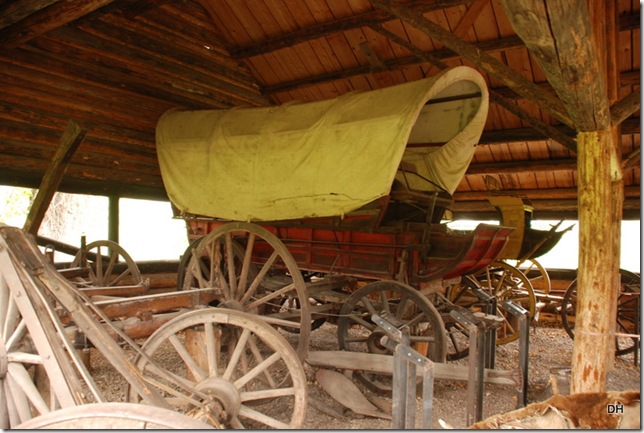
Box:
(449, 306, 486, 426)
(501, 300, 529, 407)
(372, 312, 435, 429)
(472, 287, 498, 369)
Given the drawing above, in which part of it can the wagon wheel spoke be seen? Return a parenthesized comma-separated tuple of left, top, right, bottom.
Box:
(129, 308, 307, 429)
(240, 251, 278, 305)
(237, 233, 255, 298)
(178, 222, 311, 360)
(510, 258, 551, 295)
(444, 276, 485, 360)
(337, 280, 446, 394)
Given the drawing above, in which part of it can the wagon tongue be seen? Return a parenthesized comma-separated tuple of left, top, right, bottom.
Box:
(316, 369, 392, 420)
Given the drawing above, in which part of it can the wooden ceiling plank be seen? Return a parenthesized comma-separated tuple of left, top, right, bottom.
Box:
(0, 0, 114, 48)
(497, 0, 611, 131)
(0, 0, 60, 30)
(103, 12, 259, 85)
(368, 0, 575, 128)
(21, 39, 227, 110)
(81, 17, 265, 102)
(31, 27, 261, 108)
(452, 0, 488, 38)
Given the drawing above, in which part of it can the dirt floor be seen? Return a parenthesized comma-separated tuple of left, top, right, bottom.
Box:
(87, 318, 640, 429)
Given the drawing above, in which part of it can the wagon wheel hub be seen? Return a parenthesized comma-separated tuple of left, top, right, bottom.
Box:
(195, 377, 241, 422)
(366, 331, 389, 355)
(219, 299, 244, 312)
(0, 335, 6, 379)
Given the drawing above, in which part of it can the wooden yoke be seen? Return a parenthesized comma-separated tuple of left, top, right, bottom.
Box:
(23, 120, 86, 235)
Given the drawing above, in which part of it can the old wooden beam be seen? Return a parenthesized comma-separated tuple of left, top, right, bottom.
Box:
(488, 91, 577, 152)
(263, 34, 526, 95)
(450, 196, 641, 220)
(477, 117, 638, 146)
(497, 0, 610, 131)
(622, 148, 640, 171)
(0, 0, 115, 48)
(368, 0, 574, 128)
(227, 0, 473, 59)
(610, 90, 641, 126)
(466, 158, 576, 175)
(451, 0, 490, 38)
(0, 0, 59, 30)
(306, 351, 516, 386)
(453, 185, 641, 202)
(371, 23, 578, 152)
(23, 120, 86, 235)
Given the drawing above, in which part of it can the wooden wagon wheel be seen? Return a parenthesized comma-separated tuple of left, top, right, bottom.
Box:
(178, 222, 311, 360)
(464, 261, 536, 345)
(336, 280, 446, 394)
(561, 269, 640, 357)
(507, 258, 551, 295)
(441, 275, 481, 361)
(128, 308, 307, 429)
(69, 240, 142, 288)
(14, 402, 215, 429)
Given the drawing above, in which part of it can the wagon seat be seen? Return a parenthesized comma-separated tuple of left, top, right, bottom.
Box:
(383, 161, 454, 227)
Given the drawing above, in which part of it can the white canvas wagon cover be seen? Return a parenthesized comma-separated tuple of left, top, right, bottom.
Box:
(156, 66, 489, 222)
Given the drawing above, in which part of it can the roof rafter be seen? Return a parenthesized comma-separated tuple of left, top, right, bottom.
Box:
(228, 0, 474, 59)
(371, 23, 577, 152)
(368, 0, 574, 128)
(0, 0, 115, 48)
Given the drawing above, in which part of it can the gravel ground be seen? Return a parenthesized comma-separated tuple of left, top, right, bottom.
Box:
(299, 322, 640, 429)
(86, 319, 640, 429)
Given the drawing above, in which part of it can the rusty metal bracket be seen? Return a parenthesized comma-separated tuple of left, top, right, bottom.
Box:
(372, 311, 434, 429)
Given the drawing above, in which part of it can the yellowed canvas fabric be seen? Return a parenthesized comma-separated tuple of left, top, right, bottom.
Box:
(156, 66, 488, 222)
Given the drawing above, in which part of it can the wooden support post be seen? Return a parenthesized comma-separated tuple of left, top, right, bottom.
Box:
(109, 195, 120, 244)
(571, 0, 624, 394)
(23, 120, 86, 235)
(572, 130, 620, 393)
